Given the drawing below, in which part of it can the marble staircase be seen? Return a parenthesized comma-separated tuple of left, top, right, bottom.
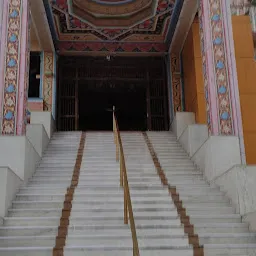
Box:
(0, 132, 82, 256)
(147, 131, 256, 256)
(0, 130, 255, 256)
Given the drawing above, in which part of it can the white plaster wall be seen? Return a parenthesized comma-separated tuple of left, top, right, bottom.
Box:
(30, 111, 55, 139)
(24, 138, 41, 182)
(214, 165, 256, 231)
(191, 136, 241, 181)
(191, 140, 207, 172)
(215, 165, 256, 215)
(26, 124, 49, 157)
(204, 136, 241, 181)
(0, 136, 40, 181)
(179, 124, 208, 157)
(171, 112, 195, 139)
(243, 211, 256, 232)
(0, 167, 22, 217)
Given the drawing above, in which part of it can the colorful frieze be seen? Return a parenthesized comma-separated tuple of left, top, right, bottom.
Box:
(170, 53, 182, 112)
(58, 42, 168, 53)
(43, 52, 54, 112)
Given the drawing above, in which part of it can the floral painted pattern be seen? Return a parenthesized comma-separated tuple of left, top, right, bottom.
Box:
(1, 0, 22, 134)
(1, 0, 30, 135)
(199, 0, 234, 135)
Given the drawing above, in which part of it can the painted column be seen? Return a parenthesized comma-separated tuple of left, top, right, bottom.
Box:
(0, 0, 4, 55)
(0, 0, 30, 135)
(170, 53, 183, 112)
(199, 0, 246, 161)
(0, 0, 8, 126)
(43, 52, 56, 117)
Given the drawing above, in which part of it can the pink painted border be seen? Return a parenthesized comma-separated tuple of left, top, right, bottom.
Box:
(202, 0, 219, 135)
(221, 0, 245, 163)
(16, 0, 28, 135)
(0, 0, 8, 129)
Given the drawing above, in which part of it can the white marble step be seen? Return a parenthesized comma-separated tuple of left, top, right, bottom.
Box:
(70, 210, 178, 219)
(179, 195, 230, 203)
(37, 164, 76, 168)
(12, 201, 64, 209)
(198, 232, 256, 244)
(3, 217, 60, 226)
(0, 236, 56, 247)
(29, 176, 160, 183)
(0, 247, 54, 256)
(42, 154, 78, 158)
(12, 200, 175, 209)
(16, 189, 169, 197)
(64, 247, 193, 256)
(8, 207, 177, 218)
(161, 166, 197, 170)
(194, 223, 249, 233)
(39, 160, 77, 164)
(67, 216, 182, 226)
(64, 235, 190, 247)
(28, 180, 162, 186)
(186, 205, 235, 214)
(187, 214, 241, 224)
(18, 184, 164, 192)
(68, 226, 185, 237)
(177, 189, 224, 196)
(0, 226, 57, 237)
(204, 243, 256, 255)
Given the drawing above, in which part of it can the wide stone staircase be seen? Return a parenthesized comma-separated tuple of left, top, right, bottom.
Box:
(0, 130, 255, 255)
(0, 132, 82, 256)
(147, 131, 256, 256)
(121, 132, 192, 255)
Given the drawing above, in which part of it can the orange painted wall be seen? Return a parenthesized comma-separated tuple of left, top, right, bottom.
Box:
(182, 19, 206, 124)
(232, 16, 256, 164)
(30, 24, 42, 52)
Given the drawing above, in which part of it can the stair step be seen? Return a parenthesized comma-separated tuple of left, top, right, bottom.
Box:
(190, 214, 241, 224)
(204, 243, 256, 255)
(64, 247, 193, 256)
(194, 222, 250, 233)
(198, 232, 256, 244)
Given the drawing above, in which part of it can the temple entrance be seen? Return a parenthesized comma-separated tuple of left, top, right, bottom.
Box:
(57, 56, 169, 131)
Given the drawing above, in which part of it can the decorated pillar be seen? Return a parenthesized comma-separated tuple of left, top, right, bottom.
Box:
(199, 0, 245, 161)
(0, 0, 30, 135)
(42, 52, 55, 113)
(170, 53, 183, 112)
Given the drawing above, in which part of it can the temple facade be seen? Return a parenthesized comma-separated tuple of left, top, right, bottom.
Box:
(1, 1, 256, 255)
(0, 0, 255, 163)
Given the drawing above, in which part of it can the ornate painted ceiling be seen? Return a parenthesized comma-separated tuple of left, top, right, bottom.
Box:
(47, 0, 177, 54)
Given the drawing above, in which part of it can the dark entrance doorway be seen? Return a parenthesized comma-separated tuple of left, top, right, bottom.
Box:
(57, 56, 169, 131)
(79, 84, 147, 131)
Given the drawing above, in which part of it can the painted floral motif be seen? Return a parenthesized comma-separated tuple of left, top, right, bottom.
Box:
(199, 0, 234, 135)
(1, 0, 22, 134)
(43, 52, 54, 111)
(199, 1, 212, 133)
(52, 0, 173, 43)
(170, 54, 182, 112)
(210, 0, 233, 135)
(1, 0, 30, 135)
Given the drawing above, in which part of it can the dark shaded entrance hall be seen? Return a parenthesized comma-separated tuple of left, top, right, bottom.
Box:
(79, 86, 147, 131)
(57, 56, 169, 131)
